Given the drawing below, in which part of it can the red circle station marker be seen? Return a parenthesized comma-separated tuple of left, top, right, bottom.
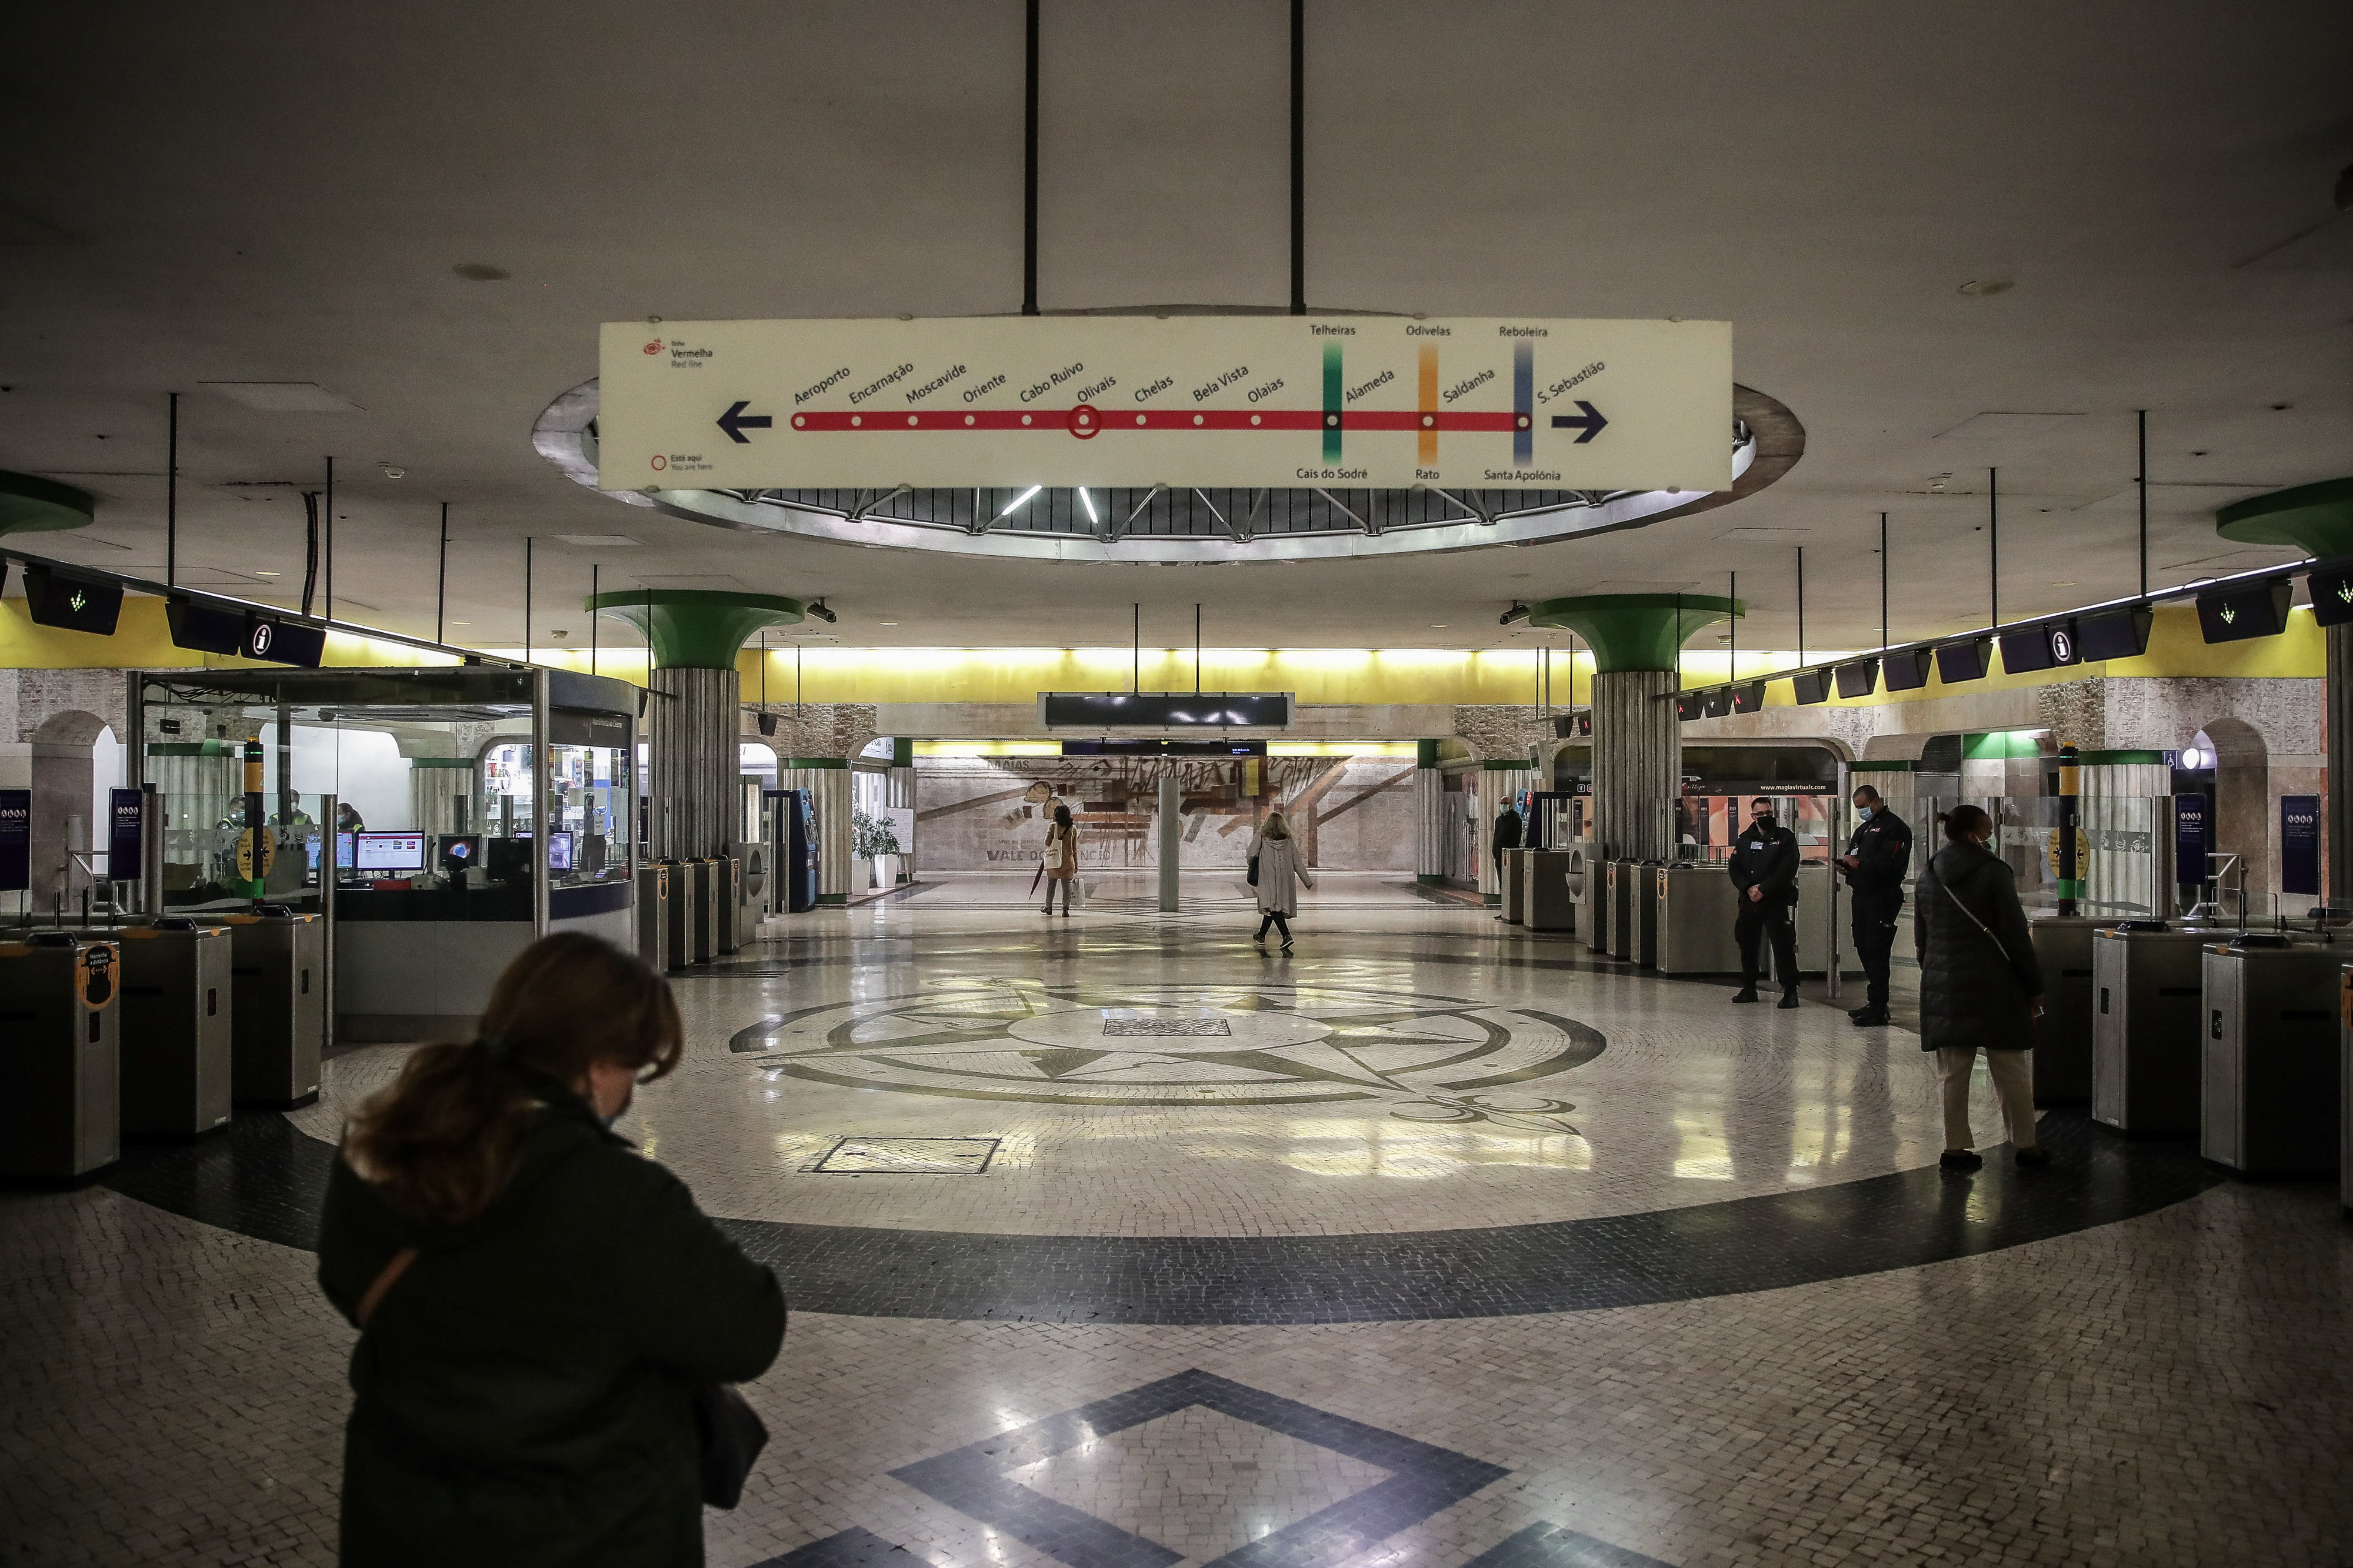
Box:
(1067, 404, 1098, 439)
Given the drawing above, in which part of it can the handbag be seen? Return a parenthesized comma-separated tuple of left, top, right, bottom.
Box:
(1247, 855, 1260, 886)
(353, 1243, 769, 1510)
(1042, 835, 1063, 870)
(693, 1383, 769, 1509)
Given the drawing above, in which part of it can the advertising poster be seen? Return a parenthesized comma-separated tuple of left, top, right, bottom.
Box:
(0, 789, 28, 892)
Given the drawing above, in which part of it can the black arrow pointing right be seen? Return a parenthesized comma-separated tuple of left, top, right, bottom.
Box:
(1549, 401, 1608, 443)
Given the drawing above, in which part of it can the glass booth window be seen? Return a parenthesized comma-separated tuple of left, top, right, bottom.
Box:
(480, 740, 633, 885)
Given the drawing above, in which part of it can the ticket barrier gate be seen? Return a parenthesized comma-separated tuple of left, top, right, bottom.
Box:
(714, 856, 742, 954)
(106, 918, 231, 1137)
(1526, 849, 1579, 932)
(1501, 850, 1529, 925)
(734, 840, 767, 936)
(659, 861, 694, 970)
(0, 932, 121, 1179)
(208, 908, 325, 1108)
(2342, 967, 2353, 1216)
(688, 859, 719, 963)
(2028, 916, 2111, 1106)
(2091, 923, 2212, 1135)
(1654, 864, 1746, 975)
(1636, 862, 1667, 968)
(1609, 859, 1638, 961)
(636, 863, 671, 972)
(1580, 843, 1609, 953)
(2201, 936, 2341, 1175)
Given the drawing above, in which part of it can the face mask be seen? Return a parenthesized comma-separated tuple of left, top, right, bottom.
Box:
(1857, 805, 1874, 820)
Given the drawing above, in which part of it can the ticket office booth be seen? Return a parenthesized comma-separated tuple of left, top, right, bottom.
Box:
(1676, 745, 1844, 976)
(134, 667, 638, 1043)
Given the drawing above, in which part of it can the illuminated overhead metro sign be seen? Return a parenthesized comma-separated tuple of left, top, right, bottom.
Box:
(597, 316, 1732, 493)
(1039, 692, 1293, 729)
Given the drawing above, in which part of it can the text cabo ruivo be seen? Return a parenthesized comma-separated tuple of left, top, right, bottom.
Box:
(597, 316, 1732, 493)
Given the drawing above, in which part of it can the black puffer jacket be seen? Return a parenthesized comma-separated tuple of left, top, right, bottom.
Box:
(1913, 839, 2042, 1053)
(319, 1079, 786, 1567)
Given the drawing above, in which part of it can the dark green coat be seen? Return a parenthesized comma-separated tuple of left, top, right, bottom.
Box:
(1913, 840, 2044, 1053)
(318, 1079, 785, 1567)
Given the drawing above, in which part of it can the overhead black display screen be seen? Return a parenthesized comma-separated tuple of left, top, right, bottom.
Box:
(24, 566, 123, 636)
(1040, 692, 1292, 728)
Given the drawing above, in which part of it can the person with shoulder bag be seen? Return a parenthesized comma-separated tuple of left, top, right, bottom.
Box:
(1914, 803, 2048, 1171)
(318, 933, 786, 1567)
(1039, 801, 1079, 916)
(1245, 809, 1314, 952)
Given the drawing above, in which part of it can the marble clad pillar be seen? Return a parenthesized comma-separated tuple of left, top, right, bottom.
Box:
(1413, 740, 1445, 885)
(1529, 594, 1739, 863)
(2213, 478, 2353, 905)
(588, 589, 804, 863)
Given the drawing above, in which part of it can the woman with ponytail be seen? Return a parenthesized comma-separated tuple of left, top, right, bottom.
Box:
(318, 933, 784, 1567)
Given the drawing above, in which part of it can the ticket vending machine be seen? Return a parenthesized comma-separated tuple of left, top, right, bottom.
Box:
(768, 788, 819, 914)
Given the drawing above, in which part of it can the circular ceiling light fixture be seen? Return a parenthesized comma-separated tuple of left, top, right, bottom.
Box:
(1957, 279, 2014, 297)
(452, 263, 510, 281)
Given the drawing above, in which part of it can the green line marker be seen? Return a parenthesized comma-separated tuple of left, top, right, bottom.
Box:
(1322, 342, 1344, 463)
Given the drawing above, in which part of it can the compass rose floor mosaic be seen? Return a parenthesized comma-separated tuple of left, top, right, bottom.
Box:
(4, 871, 2350, 1566)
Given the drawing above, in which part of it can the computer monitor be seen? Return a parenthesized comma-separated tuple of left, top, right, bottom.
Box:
(546, 830, 575, 872)
(439, 835, 479, 876)
(354, 830, 428, 872)
(335, 831, 356, 869)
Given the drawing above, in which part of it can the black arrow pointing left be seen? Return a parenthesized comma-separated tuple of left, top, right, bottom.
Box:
(1549, 400, 1608, 443)
(717, 401, 774, 444)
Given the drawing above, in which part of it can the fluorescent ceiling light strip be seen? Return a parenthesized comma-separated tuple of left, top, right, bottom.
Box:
(998, 485, 1043, 519)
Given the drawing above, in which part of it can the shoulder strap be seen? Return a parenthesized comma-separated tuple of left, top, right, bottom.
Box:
(356, 1246, 419, 1329)
(1926, 859, 2009, 965)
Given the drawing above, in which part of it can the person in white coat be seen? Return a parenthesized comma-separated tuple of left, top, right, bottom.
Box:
(1247, 810, 1314, 952)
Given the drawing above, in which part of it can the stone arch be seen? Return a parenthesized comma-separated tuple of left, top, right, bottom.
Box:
(2195, 716, 2274, 915)
(29, 707, 110, 906)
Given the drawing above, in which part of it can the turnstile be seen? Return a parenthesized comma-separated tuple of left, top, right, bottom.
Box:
(1608, 859, 1637, 961)
(1501, 850, 1529, 925)
(2201, 938, 2341, 1175)
(207, 909, 324, 1107)
(0, 932, 121, 1178)
(1526, 849, 1579, 932)
(636, 863, 671, 972)
(734, 839, 767, 935)
(688, 859, 719, 963)
(1636, 862, 1666, 968)
(1654, 864, 1745, 975)
(715, 856, 742, 953)
(2027, 916, 2109, 1105)
(112, 918, 232, 1137)
(1579, 843, 1609, 952)
(659, 860, 694, 970)
(2342, 966, 2353, 1215)
(2091, 923, 2212, 1135)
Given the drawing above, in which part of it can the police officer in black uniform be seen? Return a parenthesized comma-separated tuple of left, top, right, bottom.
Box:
(1728, 796, 1801, 1008)
(1836, 782, 1912, 1027)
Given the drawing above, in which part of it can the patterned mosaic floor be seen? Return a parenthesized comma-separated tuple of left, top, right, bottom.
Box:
(4, 873, 2348, 1566)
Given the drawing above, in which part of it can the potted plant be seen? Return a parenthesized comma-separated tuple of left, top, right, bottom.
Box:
(852, 808, 901, 890)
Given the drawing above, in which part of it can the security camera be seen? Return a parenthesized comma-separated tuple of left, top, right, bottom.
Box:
(1498, 603, 1530, 626)
(806, 599, 838, 623)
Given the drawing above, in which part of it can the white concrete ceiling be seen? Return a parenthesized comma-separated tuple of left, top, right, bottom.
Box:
(2, 1, 2349, 660)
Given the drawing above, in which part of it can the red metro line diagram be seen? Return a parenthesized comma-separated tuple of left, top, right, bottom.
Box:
(598, 316, 1731, 492)
(785, 343, 1608, 468)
